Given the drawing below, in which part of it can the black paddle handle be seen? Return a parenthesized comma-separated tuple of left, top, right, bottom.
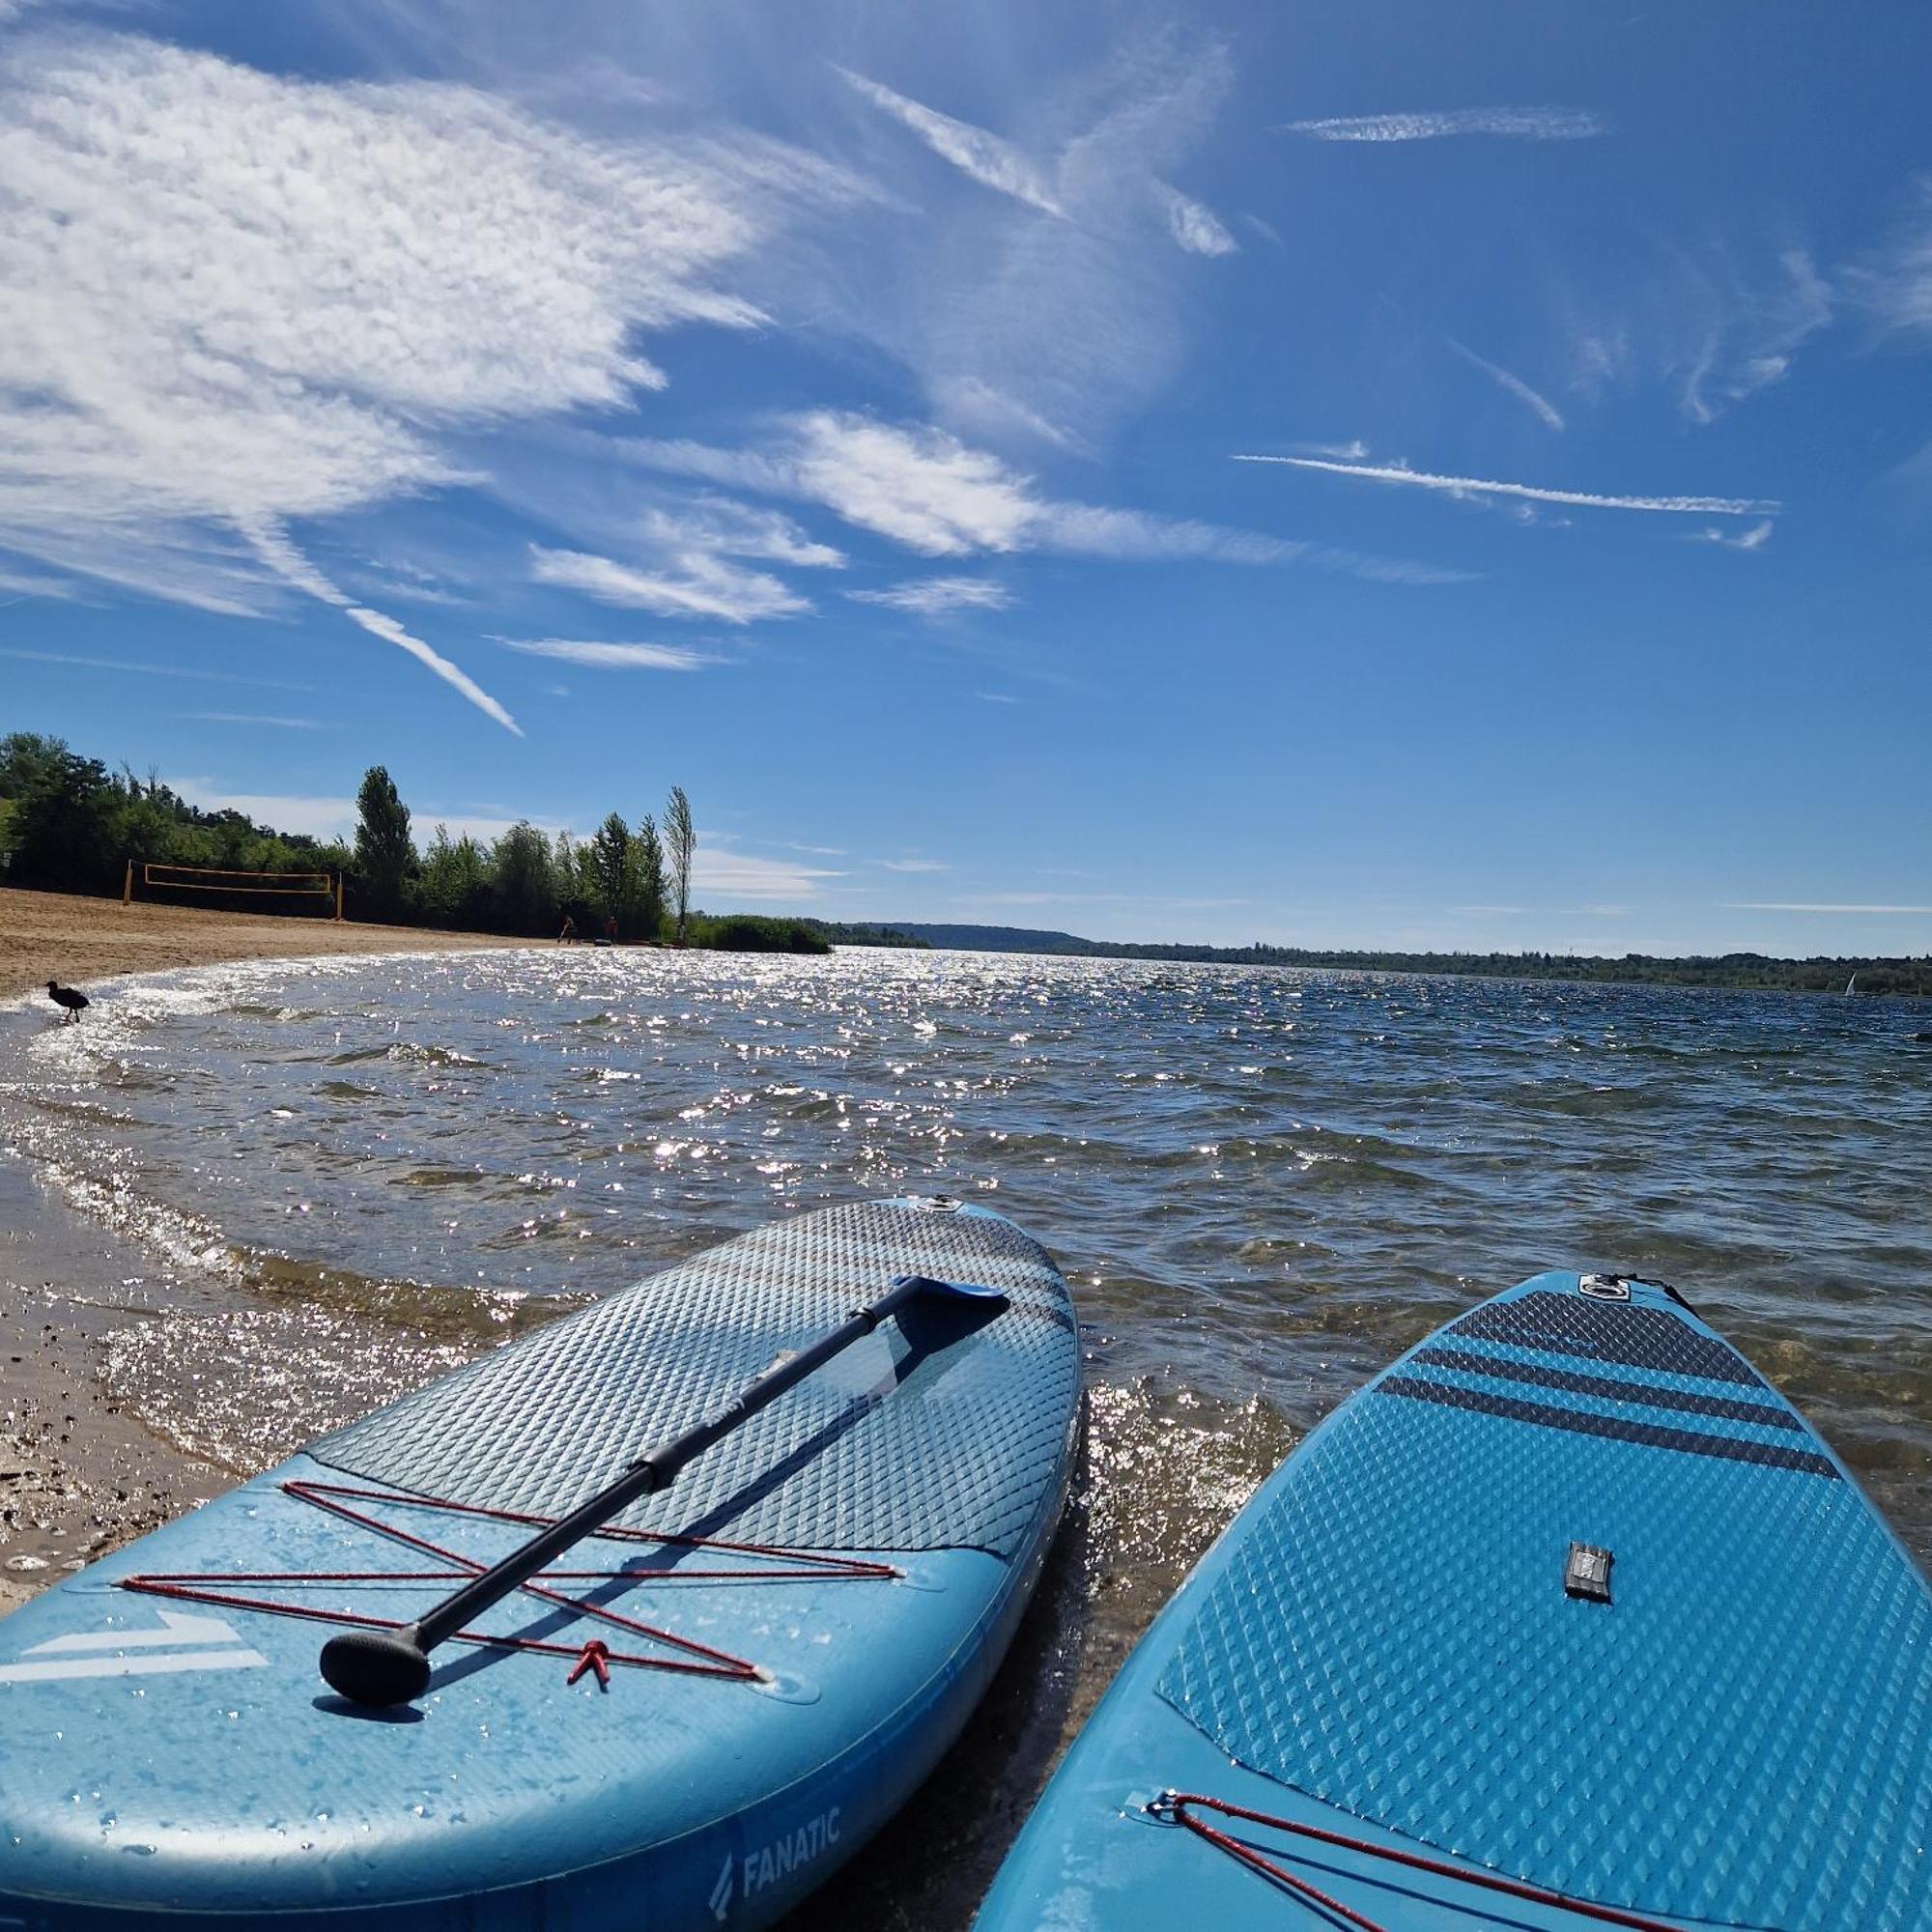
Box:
(410, 1275, 928, 1653)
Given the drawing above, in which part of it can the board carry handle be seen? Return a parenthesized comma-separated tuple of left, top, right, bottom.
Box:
(318, 1272, 1008, 1707)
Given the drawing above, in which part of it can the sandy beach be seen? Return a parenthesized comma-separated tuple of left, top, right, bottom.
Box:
(0, 884, 526, 1003)
(0, 888, 525, 1617)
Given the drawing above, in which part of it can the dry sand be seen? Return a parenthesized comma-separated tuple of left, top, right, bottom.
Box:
(0, 883, 526, 1002)
(0, 887, 526, 1617)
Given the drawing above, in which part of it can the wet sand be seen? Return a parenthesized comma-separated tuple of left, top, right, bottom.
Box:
(0, 888, 526, 1614)
(0, 1160, 226, 1615)
(0, 884, 525, 1003)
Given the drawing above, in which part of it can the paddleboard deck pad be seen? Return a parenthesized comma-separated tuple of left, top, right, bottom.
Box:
(977, 1271, 1932, 1932)
(0, 1198, 1080, 1928)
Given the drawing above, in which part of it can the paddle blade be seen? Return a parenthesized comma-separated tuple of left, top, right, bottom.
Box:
(895, 1273, 1009, 1302)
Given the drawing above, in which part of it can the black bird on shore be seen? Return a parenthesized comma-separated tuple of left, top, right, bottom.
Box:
(46, 980, 89, 1023)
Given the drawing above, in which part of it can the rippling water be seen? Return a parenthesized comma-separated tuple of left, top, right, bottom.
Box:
(4, 947, 1929, 1918)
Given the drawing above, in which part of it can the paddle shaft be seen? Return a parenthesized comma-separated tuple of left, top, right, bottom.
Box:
(409, 1272, 939, 1656)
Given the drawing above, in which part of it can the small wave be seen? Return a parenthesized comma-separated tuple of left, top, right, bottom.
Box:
(324, 1041, 491, 1069)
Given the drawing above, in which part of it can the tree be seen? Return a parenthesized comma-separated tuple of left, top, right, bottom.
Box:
(590, 813, 631, 929)
(630, 812, 667, 940)
(3, 737, 121, 894)
(490, 822, 558, 934)
(665, 785, 695, 944)
(354, 767, 413, 922)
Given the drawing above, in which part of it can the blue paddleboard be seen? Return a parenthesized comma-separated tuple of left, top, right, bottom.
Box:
(979, 1271, 1932, 1932)
(0, 1198, 1080, 1928)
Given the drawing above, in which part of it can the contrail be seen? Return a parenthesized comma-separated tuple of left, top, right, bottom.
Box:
(1233, 455, 1776, 518)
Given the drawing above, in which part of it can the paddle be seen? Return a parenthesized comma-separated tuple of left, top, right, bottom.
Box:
(318, 1271, 1008, 1706)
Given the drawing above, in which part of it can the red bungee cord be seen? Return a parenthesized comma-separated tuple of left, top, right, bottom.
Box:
(120, 1478, 896, 1689)
(1149, 1791, 1695, 1932)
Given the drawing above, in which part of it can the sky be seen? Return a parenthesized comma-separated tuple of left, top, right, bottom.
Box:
(1, 0, 1929, 954)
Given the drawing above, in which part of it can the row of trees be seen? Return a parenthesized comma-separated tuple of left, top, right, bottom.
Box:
(355, 765, 696, 941)
(0, 734, 719, 945)
(1, 733, 348, 896)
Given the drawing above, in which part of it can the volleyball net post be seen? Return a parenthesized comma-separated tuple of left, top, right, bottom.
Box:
(132, 861, 344, 921)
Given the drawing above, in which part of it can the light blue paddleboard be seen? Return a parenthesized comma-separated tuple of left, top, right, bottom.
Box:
(0, 1198, 1080, 1928)
(979, 1271, 1932, 1932)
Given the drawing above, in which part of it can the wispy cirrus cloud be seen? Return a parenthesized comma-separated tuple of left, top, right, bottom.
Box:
(1561, 246, 1832, 426)
(0, 564, 75, 598)
(847, 576, 1013, 616)
(1697, 520, 1774, 552)
(1846, 179, 1932, 340)
(693, 837, 842, 901)
(1154, 183, 1237, 257)
(0, 30, 845, 696)
(1235, 454, 1776, 518)
(1721, 902, 1932, 914)
(1448, 340, 1566, 431)
(1283, 107, 1603, 143)
(830, 38, 1238, 443)
(0, 645, 316, 692)
(498, 637, 713, 671)
(173, 711, 322, 729)
(625, 412, 1461, 582)
(877, 858, 949, 872)
(241, 517, 521, 732)
(834, 66, 1064, 217)
(528, 545, 808, 623)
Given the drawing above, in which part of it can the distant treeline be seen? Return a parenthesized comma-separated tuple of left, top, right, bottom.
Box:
(0, 733, 830, 953)
(887, 924, 1932, 997)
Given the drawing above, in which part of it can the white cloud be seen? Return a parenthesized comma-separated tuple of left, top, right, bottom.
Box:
(1448, 341, 1566, 431)
(1853, 180, 1932, 338)
(0, 645, 316, 691)
(528, 545, 808, 623)
(1721, 902, 1932, 915)
(692, 836, 842, 901)
(1562, 246, 1832, 426)
(174, 712, 321, 729)
(499, 636, 713, 670)
(1283, 108, 1603, 142)
(1153, 183, 1237, 257)
(788, 413, 1037, 555)
(630, 412, 1310, 567)
(0, 31, 841, 668)
(876, 858, 949, 872)
(170, 782, 356, 840)
(1236, 454, 1776, 517)
(1698, 520, 1774, 552)
(239, 515, 521, 732)
(847, 576, 1013, 616)
(828, 37, 1239, 440)
(345, 605, 524, 733)
(0, 563, 75, 598)
(835, 66, 1064, 217)
(637, 498, 844, 569)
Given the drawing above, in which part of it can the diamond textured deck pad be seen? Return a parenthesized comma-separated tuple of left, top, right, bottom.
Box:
(318, 1200, 1077, 1556)
(1156, 1273, 1932, 1932)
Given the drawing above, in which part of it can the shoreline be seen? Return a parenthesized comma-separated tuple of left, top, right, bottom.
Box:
(0, 886, 528, 1620)
(0, 884, 528, 1004)
(0, 1159, 226, 1617)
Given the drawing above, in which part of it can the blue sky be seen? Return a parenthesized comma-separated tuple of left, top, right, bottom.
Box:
(2, 0, 1929, 952)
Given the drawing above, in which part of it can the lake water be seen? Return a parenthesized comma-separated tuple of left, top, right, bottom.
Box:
(4, 946, 1929, 1923)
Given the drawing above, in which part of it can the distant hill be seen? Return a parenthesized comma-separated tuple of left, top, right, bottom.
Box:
(890, 923, 1093, 953)
(876, 923, 1932, 996)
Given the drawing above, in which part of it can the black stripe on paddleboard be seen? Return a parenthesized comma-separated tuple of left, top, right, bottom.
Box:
(1410, 1348, 1804, 1431)
(1447, 1293, 1762, 1387)
(1377, 1376, 1841, 1478)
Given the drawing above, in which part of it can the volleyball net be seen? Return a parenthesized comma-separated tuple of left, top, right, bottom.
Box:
(128, 861, 343, 919)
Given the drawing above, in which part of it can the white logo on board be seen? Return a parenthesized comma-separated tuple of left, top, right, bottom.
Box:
(0, 1608, 269, 1685)
(708, 1851, 735, 1923)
